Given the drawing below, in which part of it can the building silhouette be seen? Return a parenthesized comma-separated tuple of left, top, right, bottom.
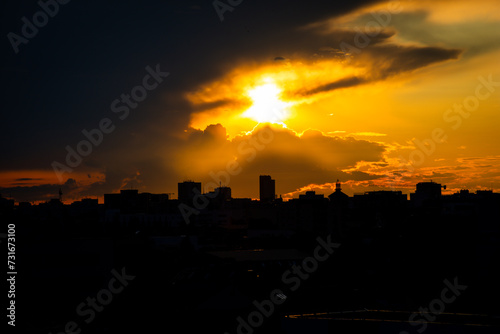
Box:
(259, 175, 275, 203)
(328, 180, 349, 203)
(410, 180, 445, 207)
(178, 181, 202, 203)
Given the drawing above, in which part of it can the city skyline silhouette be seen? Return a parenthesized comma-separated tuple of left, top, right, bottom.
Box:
(2, 0, 500, 333)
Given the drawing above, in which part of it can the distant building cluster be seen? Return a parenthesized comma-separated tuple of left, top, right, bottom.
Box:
(2, 177, 498, 240)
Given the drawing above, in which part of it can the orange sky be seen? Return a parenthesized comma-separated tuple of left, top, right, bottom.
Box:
(1, 0, 500, 203)
(181, 0, 500, 199)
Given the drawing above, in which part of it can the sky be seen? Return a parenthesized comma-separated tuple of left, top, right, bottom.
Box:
(1, 0, 499, 203)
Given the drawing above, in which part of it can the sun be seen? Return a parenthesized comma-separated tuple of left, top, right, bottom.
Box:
(242, 78, 291, 124)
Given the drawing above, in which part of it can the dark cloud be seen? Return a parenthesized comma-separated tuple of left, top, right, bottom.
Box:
(299, 76, 366, 96)
(175, 124, 386, 197)
(378, 10, 500, 59)
(0, 0, 468, 202)
(362, 44, 462, 77)
(184, 20, 461, 102)
(0, 178, 77, 203)
(287, 28, 461, 96)
(0, 0, 383, 167)
(190, 99, 238, 112)
(348, 171, 383, 181)
(430, 172, 456, 178)
(1, 122, 387, 201)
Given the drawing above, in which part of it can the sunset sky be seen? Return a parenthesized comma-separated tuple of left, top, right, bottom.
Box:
(1, 0, 500, 203)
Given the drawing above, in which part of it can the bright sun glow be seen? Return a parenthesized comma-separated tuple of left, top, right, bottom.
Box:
(242, 79, 291, 124)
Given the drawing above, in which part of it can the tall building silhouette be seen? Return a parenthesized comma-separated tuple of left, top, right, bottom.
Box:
(178, 181, 201, 203)
(259, 175, 275, 203)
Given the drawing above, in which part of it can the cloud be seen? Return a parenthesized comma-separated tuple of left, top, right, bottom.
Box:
(349, 132, 387, 137)
(282, 170, 385, 198)
(174, 124, 387, 197)
(3, 0, 498, 202)
(186, 20, 462, 122)
(296, 33, 462, 96)
(0, 123, 388, 201)
(299, 76, 366, 96)
(0, 178, 78, 203)
(361, 44, 462, 78)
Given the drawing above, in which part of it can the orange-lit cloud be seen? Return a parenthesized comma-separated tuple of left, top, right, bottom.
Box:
(169, 123, 386, 198)
(4, 0, 499, 203)
(186, 39, 460, 138)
